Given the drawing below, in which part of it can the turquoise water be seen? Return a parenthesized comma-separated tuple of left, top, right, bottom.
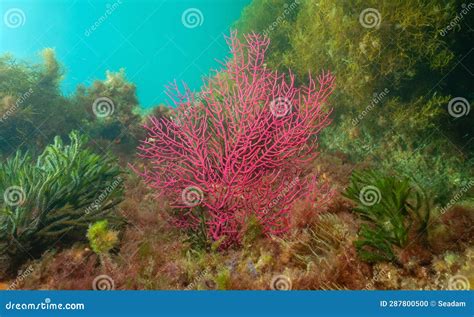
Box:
(0, 0, 249, 108)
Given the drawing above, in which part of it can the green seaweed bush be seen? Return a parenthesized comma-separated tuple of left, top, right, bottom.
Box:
(71, 69, 143, 156)
(87, 220, 119, 255)
(0, 131, 124, 275)
(0, 50, 143, 159)
(237, 0, 473, 205)
(237, 0, 456, 112)
(0, 49, 76, 154)
(344, 170, 432, 263)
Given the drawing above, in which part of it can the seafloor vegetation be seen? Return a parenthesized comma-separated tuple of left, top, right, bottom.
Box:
(0, 0, 473, 290)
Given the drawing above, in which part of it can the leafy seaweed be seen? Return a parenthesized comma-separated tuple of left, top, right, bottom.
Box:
(0, 131, 124, 274)
(344, 170, 431, 263)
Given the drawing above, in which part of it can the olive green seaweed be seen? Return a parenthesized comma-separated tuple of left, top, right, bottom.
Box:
(344, 170, 432, 263)
(237, 0, 473, 205)
(0, 131, 124, 275)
